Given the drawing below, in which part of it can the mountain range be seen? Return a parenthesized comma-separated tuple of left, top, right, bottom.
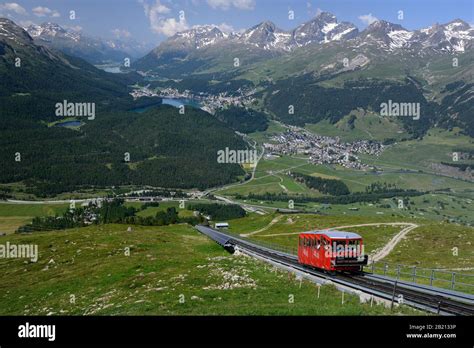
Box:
(0, 12, 473, 196)
(0, 17, 145, 121)
(135, 11, 473, 75)
(0, 17, 246, 195)
(25, 22, 152, 65)
(131, 12, 473, 138)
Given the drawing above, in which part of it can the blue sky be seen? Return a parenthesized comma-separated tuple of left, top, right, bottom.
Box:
(0, 0, 472, 46)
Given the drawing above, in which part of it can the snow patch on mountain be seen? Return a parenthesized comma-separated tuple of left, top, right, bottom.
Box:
(332, 27, 357, 41)
(387, 30, 414, 48)
(322, 22, 338, 34)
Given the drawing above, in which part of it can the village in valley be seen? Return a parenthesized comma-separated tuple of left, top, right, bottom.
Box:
(130, 85, 257, 114)
(263, 127, 385, 170)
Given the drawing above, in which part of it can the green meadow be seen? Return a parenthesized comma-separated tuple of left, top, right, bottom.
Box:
(0, 224, 418, 315)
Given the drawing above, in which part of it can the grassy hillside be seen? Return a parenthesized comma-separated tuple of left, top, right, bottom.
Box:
(0, 224, 418, 315)
(226, 213, 474, 271)
(306, 112, 409, 143)
(0, 202, 68, 234)
(1, 19, 252, 197)
(229, 213, 408, 252)
(218, 126, 474, 224)
(1, 105, 248, 197)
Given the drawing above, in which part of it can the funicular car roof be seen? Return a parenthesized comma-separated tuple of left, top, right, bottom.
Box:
(299, 230, 362, 239)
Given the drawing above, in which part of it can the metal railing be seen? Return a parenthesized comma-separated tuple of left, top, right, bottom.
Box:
(229, 229, 474, 294)
(366, 260, 474, 292)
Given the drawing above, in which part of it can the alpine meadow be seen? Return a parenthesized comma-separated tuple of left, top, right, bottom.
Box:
(0, 0, 473, 346)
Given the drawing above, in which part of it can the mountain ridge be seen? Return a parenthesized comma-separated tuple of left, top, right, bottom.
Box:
(132, 12, 474, 79)
(25, 21, 151, 64)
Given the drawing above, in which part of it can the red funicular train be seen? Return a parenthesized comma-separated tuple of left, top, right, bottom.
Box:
(298, 231, 368, 272)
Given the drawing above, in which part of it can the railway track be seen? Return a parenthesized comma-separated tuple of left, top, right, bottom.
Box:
(195, 225, 474, 316)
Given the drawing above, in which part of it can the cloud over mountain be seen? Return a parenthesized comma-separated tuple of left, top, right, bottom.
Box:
(206, 0, 256, 11)
(359, 13, 378, 25)
(139, 0, 188, 36)
(0, 2, 27, 16)
(32, 6, 60, 18)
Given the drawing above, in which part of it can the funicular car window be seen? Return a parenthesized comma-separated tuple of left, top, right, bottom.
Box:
(316, 238, 321, 249)
(333, 240, 346, 254)
(347, 240, 358, 256)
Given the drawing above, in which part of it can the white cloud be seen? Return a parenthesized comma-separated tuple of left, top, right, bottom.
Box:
(112, 28, 132, 39)
(206, 0, 255, 11)
(358, 13, 378, 26)
(154, 17, 188, 36)
(140, 0, 170, 16)
(32, 6, 60, 18)
(0, 2, 27, 15)
(216, 22, 234, 33)
(32, 6, 51, 17)
(139, 0, 188, 36)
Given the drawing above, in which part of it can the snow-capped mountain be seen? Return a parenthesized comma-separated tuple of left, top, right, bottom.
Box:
(291, 12, 359, 46)
(239, 21, 292, 50)
(359, 19, 473, 52)
(0, 17, 35, 46)
(359, 20, 411, 49)
(0, 17, 129, 86)
(0, 18, 69, 64)
(141, 11, 473, 61)
(27, 22, 81, 42)
(156, 12, 360, 53)
(167, 25, 231, 50)
(135, 12, 473, 76)
(25, 22, 151, 64)
(417, 19, 473, 52)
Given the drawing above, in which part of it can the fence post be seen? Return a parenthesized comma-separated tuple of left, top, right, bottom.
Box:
(371, 262, 375, 274)
(397, 265, 401, 280)
(390, 280, 398, 311)
(384, 262, 387, 276)
(451, 273, 456, 290)
(430, 269, 434, 286)
(412, 266, 416, 283)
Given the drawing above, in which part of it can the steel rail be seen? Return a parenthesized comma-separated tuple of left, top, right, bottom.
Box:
(195, 225, 474, 316)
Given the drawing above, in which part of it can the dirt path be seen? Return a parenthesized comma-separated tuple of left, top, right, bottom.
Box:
(275, 175, 289, 193)
(369, 223, 419, 262)
(240, 215, 285, 237)
(256, 222, 419, 262)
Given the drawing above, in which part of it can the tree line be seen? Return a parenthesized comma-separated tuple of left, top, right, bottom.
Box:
(234, 188, 424, 205)
(187, 203, 246, 220)
(17, 199, 202, 233)
(290, 172, 350, 196)
(1, 106, 247, 197)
